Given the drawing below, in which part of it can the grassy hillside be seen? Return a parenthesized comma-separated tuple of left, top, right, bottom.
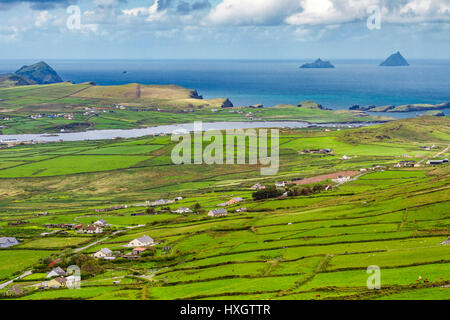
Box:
(0, 117, 448, 300)
(0, 83, 389, 134)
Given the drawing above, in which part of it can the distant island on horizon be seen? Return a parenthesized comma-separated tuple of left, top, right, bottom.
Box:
(380, 51, 410, 67)
(300, 59, 335, 69)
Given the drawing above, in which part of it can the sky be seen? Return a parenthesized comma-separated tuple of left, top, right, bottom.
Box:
(0, 0, 449, 59)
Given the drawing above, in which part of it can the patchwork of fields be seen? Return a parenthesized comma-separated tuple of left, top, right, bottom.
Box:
(0, 117, 448, 300)
(0, 82, 390, 135)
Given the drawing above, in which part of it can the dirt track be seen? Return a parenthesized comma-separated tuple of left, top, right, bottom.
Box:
(294, 171, 360, 185)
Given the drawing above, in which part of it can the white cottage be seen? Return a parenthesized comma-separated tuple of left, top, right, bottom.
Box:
(93, 248, 113, 259)
(128, 235, 154, 247)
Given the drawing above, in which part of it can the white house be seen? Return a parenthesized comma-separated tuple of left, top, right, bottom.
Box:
(174, 207, 193, 214)
(93, 248, 113, 259)
(0, 237, 18, 248)
(151, 199, 174, 206)
(93, 219, 108, 227)
(46, 267, 67, 279)
(275, 181, 288, 188)
(251, 183, 266, 190)
(208, 209, 228, 217)
(79, 225, 103, 234)
(128, 235, 154, 247)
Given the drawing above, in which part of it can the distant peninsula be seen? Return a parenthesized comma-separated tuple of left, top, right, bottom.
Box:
(380, 51, 409, 67)
(300, 59, 335, 69)
(350, 102, 450, 113)
(0, 61, 63, 87)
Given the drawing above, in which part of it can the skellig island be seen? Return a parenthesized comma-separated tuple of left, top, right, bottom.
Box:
(380, 51, 410, 67)
(300, 58, 335, 69)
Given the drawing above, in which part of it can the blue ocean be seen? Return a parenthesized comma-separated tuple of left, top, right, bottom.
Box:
(1, 59, 449, 117)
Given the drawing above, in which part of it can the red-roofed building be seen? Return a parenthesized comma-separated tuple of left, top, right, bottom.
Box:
(132, 247, 147, 255)
(48, 258, 61, 268)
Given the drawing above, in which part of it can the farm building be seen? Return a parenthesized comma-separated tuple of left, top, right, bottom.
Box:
(128, 235, 154, 247)
(226, 197, 244, 205)
(251, 183, 266, 190)
(208, 209, 228, 217)
(48, 277, 67, 289)
(132, 247, 148, 255)
(174, 207, 193, 214)
(93, 248, 113, 259)
(94, 219, 109, 227)
(395, 161, 416, 168)
(427, 159, 448, 165)
(46, 267, 67, 278)
(79, 225, 103, 234)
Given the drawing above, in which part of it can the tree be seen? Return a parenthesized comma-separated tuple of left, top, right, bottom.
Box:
(252, 186, 283, 200)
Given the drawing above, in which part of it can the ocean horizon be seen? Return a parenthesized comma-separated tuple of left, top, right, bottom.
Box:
(1, 59, 449, 117)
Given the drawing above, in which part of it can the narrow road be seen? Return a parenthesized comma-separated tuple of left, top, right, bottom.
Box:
(0, 270, 33, 289)
(73, 230, 123, 253)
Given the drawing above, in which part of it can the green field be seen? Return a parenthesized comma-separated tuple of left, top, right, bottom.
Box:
(0, 82, 391, 135)
(0, 116, 449, 300)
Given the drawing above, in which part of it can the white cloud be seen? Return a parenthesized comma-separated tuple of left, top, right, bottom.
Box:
(122, 0, 169, 22)
(34, 11, 54, 27)
(207, 0, 450, 26)
(207, 0, 301, 25)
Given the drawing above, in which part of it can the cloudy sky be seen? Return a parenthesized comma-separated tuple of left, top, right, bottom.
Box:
(0, 0, 449, 59)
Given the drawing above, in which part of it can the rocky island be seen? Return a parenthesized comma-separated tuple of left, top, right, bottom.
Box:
(350, 102, 450, 113)
(300, 59, 335, 69)
(380, 51, 409, 67)
(0, 61, 63, 87)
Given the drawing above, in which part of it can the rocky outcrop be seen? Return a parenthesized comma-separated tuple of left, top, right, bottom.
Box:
(300, 59, 335, 69)
(15, 61, 63, 84)
(221, 98, 234, 108)
(421, 111, 445, 117)
(350, 102, 449, 113)
(0, 74, 36, 87)
(380, 52, 409, 67)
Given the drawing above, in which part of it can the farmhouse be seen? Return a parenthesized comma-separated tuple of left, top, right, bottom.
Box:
(235, 207, 247, 213)
(0, 237, 18, 248)
(79, 225, 103, 234)
(251, 183, 266, 190)
(48, 277, 67, 289)
(46, 267, 67, 278)
(128, 235, 154, 247)
(394, 161, 416, 168)
(94, 219, 109, 227)
(93, 248, 113, 259)
(174, 207, 193, 214)
(275, 181, 287, 188)
(208, 209, 228, 217)
(152, 199, 174, 206)
(226, 197, 243, 205)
